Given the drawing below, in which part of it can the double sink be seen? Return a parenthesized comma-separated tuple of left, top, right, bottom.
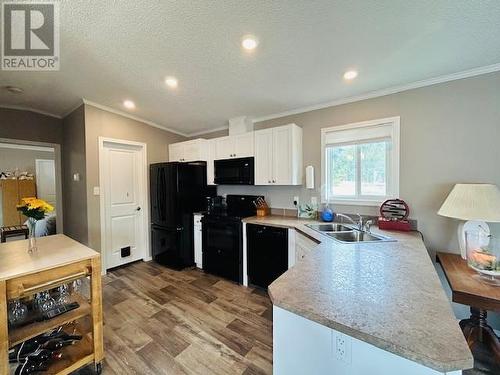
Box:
(305, 223, 395, 243)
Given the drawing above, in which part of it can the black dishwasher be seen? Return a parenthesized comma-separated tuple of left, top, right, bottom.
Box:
(247, 224, 288, 289)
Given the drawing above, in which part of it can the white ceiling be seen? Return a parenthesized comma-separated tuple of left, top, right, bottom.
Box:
(1, 0, 500, 136)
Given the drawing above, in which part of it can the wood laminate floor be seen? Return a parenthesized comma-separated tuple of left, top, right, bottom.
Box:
(81, 261, 273, 375)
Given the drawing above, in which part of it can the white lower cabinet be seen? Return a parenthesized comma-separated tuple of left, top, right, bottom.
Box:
(274, 306, 458, 375)
(295, 230, 319, 263)
(194, 214, 203, 268)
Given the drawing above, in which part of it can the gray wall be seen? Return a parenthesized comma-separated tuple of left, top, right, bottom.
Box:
(203, 71, 500, 256)
(84, 104, 187, 252)
(0, 107, 62, 144)
(0, 147, 54, 174)
(62, 105, 89, 244)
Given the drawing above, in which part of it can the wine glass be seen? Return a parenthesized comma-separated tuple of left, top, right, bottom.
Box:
(8, 299, 28, 325)
(55, 284, 71, 306)
(34, 291, 56, 313)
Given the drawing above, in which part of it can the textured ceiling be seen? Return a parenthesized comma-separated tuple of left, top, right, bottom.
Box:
(1, 0, 500, 135)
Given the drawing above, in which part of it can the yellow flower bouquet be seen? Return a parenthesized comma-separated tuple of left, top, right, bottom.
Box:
(17, 197, 54, 220)
(17, 197, 54, 252)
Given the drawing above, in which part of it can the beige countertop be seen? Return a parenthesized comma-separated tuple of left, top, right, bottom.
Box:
(0, 234, 99, 281)
(242, 215, 473, 373)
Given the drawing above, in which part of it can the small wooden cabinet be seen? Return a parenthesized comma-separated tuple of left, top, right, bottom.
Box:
(254, 124, 303, 185)
(215, 133, 254, 160)
(0, 235, 103, 375)
(0, 179, 37, 226)
(168, 139, 207, 162)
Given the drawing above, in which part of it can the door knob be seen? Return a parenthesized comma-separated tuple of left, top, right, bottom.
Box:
(136, 207, 141, 211)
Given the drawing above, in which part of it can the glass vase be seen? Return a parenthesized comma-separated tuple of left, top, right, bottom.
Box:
(27, 217, 38, 253)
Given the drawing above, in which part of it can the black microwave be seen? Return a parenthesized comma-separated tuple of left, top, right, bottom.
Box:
(214, 157, 254, 185)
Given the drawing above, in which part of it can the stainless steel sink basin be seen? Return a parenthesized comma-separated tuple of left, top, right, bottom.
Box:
(305, 223, 354, 232)
(305, 223, 395, 243)
(326, 230, 395, 243)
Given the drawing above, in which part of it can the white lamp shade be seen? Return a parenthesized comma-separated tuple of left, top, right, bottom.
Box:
(438, 183, 500, 222)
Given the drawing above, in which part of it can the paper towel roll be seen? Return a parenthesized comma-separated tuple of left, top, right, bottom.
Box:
(306, 165, 314, 189)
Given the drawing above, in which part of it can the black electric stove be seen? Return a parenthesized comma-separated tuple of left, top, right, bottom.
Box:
(201, 195, 263, 283)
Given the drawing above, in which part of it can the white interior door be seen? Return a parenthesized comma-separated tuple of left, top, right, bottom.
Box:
(102, 141, 147, 269)
(35, 159, 56, 206)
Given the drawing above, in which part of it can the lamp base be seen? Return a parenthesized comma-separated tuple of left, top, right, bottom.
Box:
(458, 220, 490, 260)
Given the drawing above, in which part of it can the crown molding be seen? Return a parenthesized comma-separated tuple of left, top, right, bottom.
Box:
(188, 125, 229, 137)
(81, 99, 189, 137)
(61, 99, 85, 118)
(0, 142, 54, 152)
(0, 104, 61, 119)
(3, 63, 499, 137)
(253, 63, 500, 123)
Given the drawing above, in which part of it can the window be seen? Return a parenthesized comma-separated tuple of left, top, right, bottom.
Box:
(321, 117, 400, 206)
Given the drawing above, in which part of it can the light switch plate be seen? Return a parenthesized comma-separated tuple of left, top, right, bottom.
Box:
(311, 196, 318, 206)
(93, 186, 100, 196)
(73, 173, 80, 182)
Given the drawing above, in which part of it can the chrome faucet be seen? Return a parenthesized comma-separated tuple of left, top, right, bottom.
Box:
(336, 213, 363, 231)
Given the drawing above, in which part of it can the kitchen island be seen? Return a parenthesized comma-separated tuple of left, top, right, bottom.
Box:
(242, 216, 473, 375)
(0, 234, 104, 374)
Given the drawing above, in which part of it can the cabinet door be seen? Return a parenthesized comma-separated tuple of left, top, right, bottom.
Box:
(215, 136, 234, 160)
(295, 231, 318, 263)
(183, 141, 200, 162)
(254, 129, 273, 185)
(169, 143, 183, 162)
(233, 133, 254, 158)
(206, 139, 216, 185)
(272, 126, 292, 184)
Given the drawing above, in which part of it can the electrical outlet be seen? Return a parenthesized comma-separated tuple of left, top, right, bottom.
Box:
(334, 332, 351, 364)
(311, 196, 318, 206)
(293, 196, 299, 206)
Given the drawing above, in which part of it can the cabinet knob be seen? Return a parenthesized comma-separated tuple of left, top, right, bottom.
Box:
(268, 180, 271, 183)
(272, 180, 276, 183)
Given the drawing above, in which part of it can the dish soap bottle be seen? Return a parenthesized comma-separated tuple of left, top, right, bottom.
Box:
(320, 204, 334, 222)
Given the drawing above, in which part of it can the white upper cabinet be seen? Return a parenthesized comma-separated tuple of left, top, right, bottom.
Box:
(168, 142, 184, 162)
(233, 133, 254, 158)
(215, 136, 234, 159)
(254, 124, 303, 185)
(215, 132, 254, 160)
(206, 139, 216, 185)
(254, 129, 273, 185)
(168, 139, 207, 162)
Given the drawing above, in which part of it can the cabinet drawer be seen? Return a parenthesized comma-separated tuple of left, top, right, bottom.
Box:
(6, 259, 92, 299)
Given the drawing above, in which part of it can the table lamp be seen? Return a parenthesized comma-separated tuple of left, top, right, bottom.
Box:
(438, 183, 500, 259)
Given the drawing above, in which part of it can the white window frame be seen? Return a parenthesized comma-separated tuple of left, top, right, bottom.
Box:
(321, 116, 400, 206)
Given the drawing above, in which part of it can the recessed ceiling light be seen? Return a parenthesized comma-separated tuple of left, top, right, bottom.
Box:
(343, 70, 358, 80)
(165, 76, 178, 89)
(123, 100, 135, 110)
(241, 36, 258, 51)
(3, 85, 23, 94)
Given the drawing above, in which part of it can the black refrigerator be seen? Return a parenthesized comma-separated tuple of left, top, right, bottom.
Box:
(150, 161, 214, 269)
